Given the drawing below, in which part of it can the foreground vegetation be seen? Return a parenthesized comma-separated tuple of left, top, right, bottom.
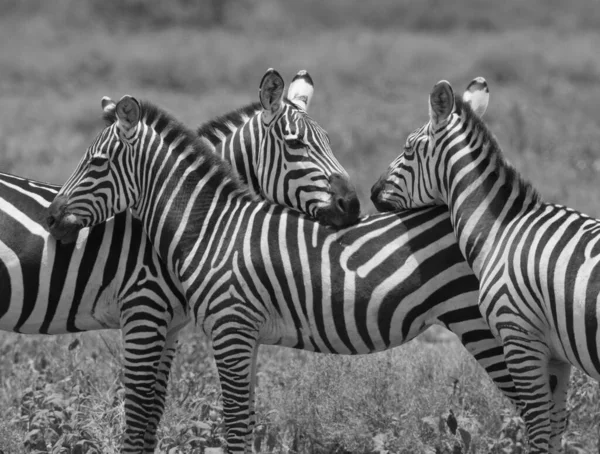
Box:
(0, 328, 598, 453)
(1, 0, 600, 452)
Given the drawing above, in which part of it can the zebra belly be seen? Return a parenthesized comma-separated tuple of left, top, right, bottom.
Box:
(0, 228, 121, 334)
(481, 260, 600, 380)
(259, 261, 479, 355)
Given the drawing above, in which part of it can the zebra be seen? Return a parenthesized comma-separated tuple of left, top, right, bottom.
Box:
(0, 171, 188, 454)
(2, 71, 357, 454)
(200, 68, 360, 228)
(1, 68, 358, 453)
(46, 95, 527, 453)
(370, 77, 600, 453)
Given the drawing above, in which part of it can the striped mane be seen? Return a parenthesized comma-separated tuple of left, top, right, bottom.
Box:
(139, 100, 257, 201)
(455, 96, 541, 205)
(195, 98, 310, 145)
(196, 101, 262, 145)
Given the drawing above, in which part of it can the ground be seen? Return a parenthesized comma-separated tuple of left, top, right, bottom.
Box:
(1, 0, 600, 452)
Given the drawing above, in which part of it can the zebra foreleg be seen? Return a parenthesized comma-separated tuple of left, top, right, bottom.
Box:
(120, 313, 169, 453)
(548, 360, 571, 454)
(142, 327, 184, 453)
(501, 331, 553, 454)
(211, 316, 260, 454)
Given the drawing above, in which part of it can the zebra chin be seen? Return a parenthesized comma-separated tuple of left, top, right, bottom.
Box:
(372, 198, 397, 213)
(371, 192, 400, 213)
(46, 207, 84, 244)
(47, 218, 83, 244)
(317, 173, 361, 228)
(316, 195, 361, 228)
(370, 180, 397, 213)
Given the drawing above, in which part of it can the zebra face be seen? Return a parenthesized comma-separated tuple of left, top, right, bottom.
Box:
(371, 78, 489, 213)
(371, 124, 437, 212)
(258, 69, 360, 227)
(47, 96, 140, 243)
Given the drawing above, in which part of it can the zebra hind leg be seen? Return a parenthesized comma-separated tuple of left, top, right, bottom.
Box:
(501, 332, 553, 454)
(142, 329, 183, 454)
(548, 360, 571, 454)
(120, 314, 169, 453)
(445, 311, 523, 411)
(211, 317, 260, 454)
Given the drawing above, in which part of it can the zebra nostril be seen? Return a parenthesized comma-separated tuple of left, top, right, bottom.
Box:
(370, 182, 381, 199)
(336, 197, 348, 214)
(47, 215, 56, 229)
(370, 189, 379, 204)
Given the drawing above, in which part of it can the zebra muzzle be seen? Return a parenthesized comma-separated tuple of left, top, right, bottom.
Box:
(47, 199, 83, 244)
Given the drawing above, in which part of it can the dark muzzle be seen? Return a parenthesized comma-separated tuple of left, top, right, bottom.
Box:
(370, 176, 397, 213)
(318, 173, 361, 228)
(47, 195, 82, 244)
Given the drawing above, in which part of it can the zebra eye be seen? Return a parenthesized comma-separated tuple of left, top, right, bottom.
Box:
(90, 156, 109, 167)
(285, 138, 306, 149)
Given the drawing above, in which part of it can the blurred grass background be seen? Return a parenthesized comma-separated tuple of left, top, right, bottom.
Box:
(1, 0, 600, 452)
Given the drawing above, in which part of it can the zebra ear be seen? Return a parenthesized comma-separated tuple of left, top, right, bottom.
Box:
(259, 68, 285, 119)
(101, 96, 116, 113)
(101, 96, 117, 123)
(115, 95, 141, 132)
(288, 70, 314, 111)
(463, 77, 489, 117)
(429, 80, 455, 126)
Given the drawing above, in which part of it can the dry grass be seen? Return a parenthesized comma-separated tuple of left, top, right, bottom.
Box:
(1, 1, 600, 452)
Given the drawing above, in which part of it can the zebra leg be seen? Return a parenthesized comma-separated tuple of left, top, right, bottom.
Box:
(501, 332, 552, 454)
(244, 344, 260, 454)
(142, 328, 183, 454)
(548, 360, 571, 454)
(121, 312, 169, 453)
(211, 317, 260, 454)
(443, 311, 522, 410)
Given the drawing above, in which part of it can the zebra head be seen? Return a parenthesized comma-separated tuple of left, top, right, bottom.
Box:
(257, 68, 360, 227)
(47, 96, 141, 243)
(371, 77, 489, 212)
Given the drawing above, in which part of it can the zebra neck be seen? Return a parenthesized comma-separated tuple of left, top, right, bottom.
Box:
(444, 141, 540, 277)
(199, 105, 263, 196)
(214, 115, 263, 196)
(132, 131, 256, 281)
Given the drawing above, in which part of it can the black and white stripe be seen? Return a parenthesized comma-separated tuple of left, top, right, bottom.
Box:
(0, 171, 188, 454)
(49, 96, 525, 453)
(372, 77, 597, 453)
(197, 68, 361, 228)
(9, 79, 357, 453)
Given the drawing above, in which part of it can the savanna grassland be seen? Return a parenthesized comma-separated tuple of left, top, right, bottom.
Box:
(1, 0, 600, 452)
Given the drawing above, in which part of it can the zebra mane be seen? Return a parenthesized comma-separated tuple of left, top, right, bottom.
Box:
(455, 97, 541, 204)
(138, 100, 257, 202)
(196, 98, 307, 145)
(196, 102, 262, 145)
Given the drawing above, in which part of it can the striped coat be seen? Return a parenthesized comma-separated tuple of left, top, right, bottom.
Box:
(372, 77, 599, 453)
(49, 96, 523, 453)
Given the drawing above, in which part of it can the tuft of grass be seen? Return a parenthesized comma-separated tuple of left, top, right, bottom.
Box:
(0, 333, 124, 453)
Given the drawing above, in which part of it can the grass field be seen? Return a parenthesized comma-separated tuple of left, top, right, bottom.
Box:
(1, 0, 600, 452)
